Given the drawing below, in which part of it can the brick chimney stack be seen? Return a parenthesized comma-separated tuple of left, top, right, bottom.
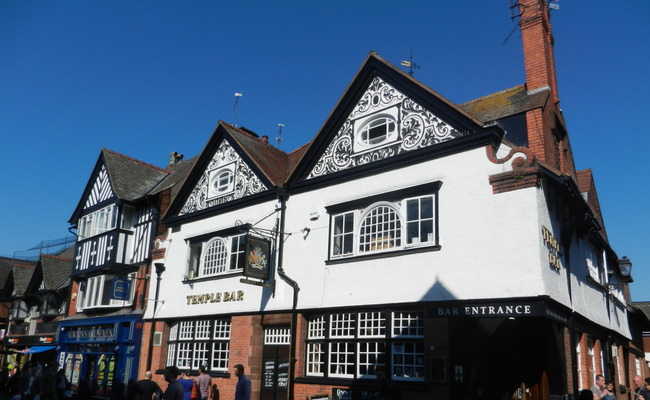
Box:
(519, 0, 559, 103)
(518, 0, 576, 177)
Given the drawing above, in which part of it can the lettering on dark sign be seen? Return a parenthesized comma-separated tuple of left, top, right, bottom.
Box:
(437, 304, 534, 317)
(65, 325, 115, 342)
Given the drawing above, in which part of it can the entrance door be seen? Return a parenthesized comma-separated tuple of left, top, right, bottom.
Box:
(261, 327, 290, 400)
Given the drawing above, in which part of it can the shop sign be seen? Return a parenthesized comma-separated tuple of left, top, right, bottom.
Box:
(542, 225, 562, 270)
(109, 278, 131, 301)
(186, 290, 244, 305)
(7, 338, 19, 344)
(244, 236, 271, 280)
(38, 336, 54, 344)
(65, 325, 115, 342)
(332, 387, 379, 400)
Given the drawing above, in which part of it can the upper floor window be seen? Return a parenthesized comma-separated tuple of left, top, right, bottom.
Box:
(76, 272, 136, 310)
(330, 190, 437, 259)
(40, 293, 65, 316)
(78, 204, 118, 240)
(10, 300, 29, 320)
(358, 115, 397, 147)
(188, 233, 246, 279)
(353, 107, 400, 154)
(585, 243, 602, 283)
(208, 163, 236, 200)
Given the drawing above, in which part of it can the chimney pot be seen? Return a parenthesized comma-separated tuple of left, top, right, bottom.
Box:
(261, 135, 269, 143)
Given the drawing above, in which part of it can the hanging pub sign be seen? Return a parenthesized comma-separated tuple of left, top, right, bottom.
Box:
(244, 236, 271, 280)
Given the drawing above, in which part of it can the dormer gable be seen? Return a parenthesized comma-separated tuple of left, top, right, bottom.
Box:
(165, 122, 289, 223)
(577, 168, 607, 242)
(69, 148, 169, 224)
(289, 52, 501, 185)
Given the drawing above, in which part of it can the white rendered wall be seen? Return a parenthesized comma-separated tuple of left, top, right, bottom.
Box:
(282, 146, 554, 309)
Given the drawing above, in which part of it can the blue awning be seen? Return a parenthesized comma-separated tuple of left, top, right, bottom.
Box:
(17, 345, 56, 354)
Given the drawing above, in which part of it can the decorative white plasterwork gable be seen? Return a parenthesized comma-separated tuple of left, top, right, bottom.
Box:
(84, 164, 115, 209)
(179, 139, 267, 215)
(308, 77, 464, 179)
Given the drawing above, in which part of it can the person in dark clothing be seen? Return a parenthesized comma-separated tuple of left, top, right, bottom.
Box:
(6, 367, 21, 399)
(633, 375, 650, 400)
(41, 363, 59, 400)
(163, 366, 184, 400)
(24, 365, 43, 400)
(375, 365, 400, 400)
(233, 364, 250, 400)
(134, 371, 162, 400)
(55, 369, 71, 400)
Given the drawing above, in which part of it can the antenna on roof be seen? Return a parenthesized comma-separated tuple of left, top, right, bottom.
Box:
(276, 124, 285, 148)
(400, 51, 421, 77)
(503, 0, 524, 45)
(233, 93, 243, 127)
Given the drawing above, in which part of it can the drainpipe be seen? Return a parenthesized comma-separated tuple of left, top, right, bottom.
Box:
(276, 187, 300, 400)
(146, 262, 165, 372)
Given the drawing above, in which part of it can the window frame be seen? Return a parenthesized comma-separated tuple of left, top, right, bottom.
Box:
(78, 204, 119, 240)
(358, 114, 398, 147)
(207, 163, 237, 200)
(186, 231, 247, 280)
(306, 310, 424, 381)
(327, 183, 440, 260)
(76, 272, 136, 311)
(166, 319, 231, 373)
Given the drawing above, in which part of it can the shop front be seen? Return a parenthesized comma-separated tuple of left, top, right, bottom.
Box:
(441, 298, 571, 400)
(58, 316, 143, 399)
(4, 322, 59, 367)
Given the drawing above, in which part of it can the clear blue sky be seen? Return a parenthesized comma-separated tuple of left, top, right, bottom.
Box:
(1, 2, 649, 299)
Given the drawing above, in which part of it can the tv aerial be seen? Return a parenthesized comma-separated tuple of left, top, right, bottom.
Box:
(276, 124, 284, 148)
(233, 92, 243, 127)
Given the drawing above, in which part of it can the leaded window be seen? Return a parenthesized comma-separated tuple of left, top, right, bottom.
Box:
(167, 319, 231, 372)
(306, 310, 424, 381)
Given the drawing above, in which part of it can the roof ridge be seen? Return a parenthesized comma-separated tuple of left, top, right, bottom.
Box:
(460, 84, 527, 106)
(40, 254, 73, 261)
(102, 148, 170, 174)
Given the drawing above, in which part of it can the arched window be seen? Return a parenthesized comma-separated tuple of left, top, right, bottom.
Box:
(358, 203, 401, 253)
(202, 238, 228, 276)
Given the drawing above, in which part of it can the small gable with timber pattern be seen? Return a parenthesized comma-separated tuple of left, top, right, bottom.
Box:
(179, 139, 268, 216)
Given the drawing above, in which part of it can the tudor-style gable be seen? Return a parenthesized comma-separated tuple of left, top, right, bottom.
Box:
(179, 138, 268, 215)
(166, 122, 289, 223)
(291, 52, 501, 185)
(69, 149, 169, 280)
